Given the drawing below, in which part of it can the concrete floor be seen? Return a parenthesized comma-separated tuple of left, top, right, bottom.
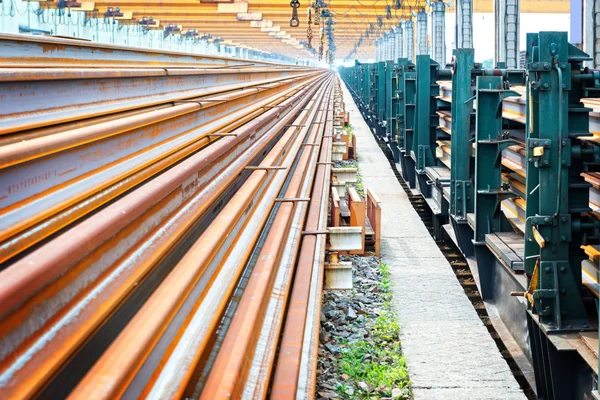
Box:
(340, 81, 527, 400)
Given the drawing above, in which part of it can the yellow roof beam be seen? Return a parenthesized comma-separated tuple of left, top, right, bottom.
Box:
(92, 0, 568, 13)
(217, 1, 247, 13)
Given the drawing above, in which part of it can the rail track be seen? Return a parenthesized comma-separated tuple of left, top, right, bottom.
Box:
(0, 34, 337, 399)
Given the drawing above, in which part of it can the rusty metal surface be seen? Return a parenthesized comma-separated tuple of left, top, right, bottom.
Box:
(200, 81, 329, 399)
(270, 86, 334, 399)
(0, 68, 314, 135)
(0, 37, 337, 399)
(0, 33, 282, 68)
(67, 74, 331, 400)
(0, 75, 320, 264)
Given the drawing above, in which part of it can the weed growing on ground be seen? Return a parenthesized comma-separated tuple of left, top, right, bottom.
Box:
(378, 261, 392, 294)
(333, 260, 411, 399)
(342, 125, 353, 142)
(346, 172, 364, 196)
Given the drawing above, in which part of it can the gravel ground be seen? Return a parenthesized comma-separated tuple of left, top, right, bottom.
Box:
(333, 160, 358, 168)
(316, 255, 410, 400)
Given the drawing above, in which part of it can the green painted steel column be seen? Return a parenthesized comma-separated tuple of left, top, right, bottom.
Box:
(362, 64, 371, 114)
(473, 76, 519, 244)
(449, 49, 476, 223)
(395, 59, 412, 149)
(413, 55, 443, 194)
(402, 62, 417, 187)
(385, 60, 395, 140)
(376, 61, 387, 137)
(524, 31, 590, 331)
(369, 63, 377, 121)
(413, 55, 437, 174)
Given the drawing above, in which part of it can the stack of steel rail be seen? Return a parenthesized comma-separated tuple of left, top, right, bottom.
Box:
(0, 34, 335, 399)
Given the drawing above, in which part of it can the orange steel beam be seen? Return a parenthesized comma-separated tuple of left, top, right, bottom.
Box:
(0, 61, 327, 398)
(67, 74, 331, 400)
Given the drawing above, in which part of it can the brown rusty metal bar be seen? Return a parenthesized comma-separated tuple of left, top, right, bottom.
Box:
(0, 69, 315, 136)
(0, 33, 337, 399)
(67, 74, 331, 400)
(0, 75, 322, 265)
(0, 71, 328, 399)
(198, 77, 332, 400)
(274, 197, 312, 202)
(0, 32, 288, 68)
(270, 80, 335, 399)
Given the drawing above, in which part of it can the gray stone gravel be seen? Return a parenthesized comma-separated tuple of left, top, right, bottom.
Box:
(333, 160, 358, 168)
(316, 255, 410, 400)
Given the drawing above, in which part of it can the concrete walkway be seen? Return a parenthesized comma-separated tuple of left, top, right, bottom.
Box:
(340, 81, 527, 400)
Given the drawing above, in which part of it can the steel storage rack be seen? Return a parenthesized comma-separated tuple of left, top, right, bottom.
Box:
(339, 30, 600, 400)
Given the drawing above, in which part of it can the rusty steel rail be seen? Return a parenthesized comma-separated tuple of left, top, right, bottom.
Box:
(0, 35, 339, 399)
(0, 33, 284, 68)
(68, 74, 335, 400)
(0, 73, 321, 265)
(0, 61, 330, 400)
(270, 78, 336, 400)
(201, 75, 336, 400)
(0, 67, 316, 135)
(198, 77, 332, 400)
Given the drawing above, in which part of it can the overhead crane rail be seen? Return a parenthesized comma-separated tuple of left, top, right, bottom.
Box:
(340, 31, 600, 400)
(0, 35, 335, 399)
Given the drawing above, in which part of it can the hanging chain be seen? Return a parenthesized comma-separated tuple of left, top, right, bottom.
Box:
(290, 0, 300, 27)
(306, 7, 313, 48)
(312, 1, 320, 25)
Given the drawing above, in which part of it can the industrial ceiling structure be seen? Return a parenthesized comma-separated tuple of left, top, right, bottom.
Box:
(68, 0, 569, 62)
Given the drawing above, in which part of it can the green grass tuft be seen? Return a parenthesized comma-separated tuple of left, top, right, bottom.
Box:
(332, 259, 410, 398)
(337, 337, 409, 397)
(342, 124, 353, 142)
